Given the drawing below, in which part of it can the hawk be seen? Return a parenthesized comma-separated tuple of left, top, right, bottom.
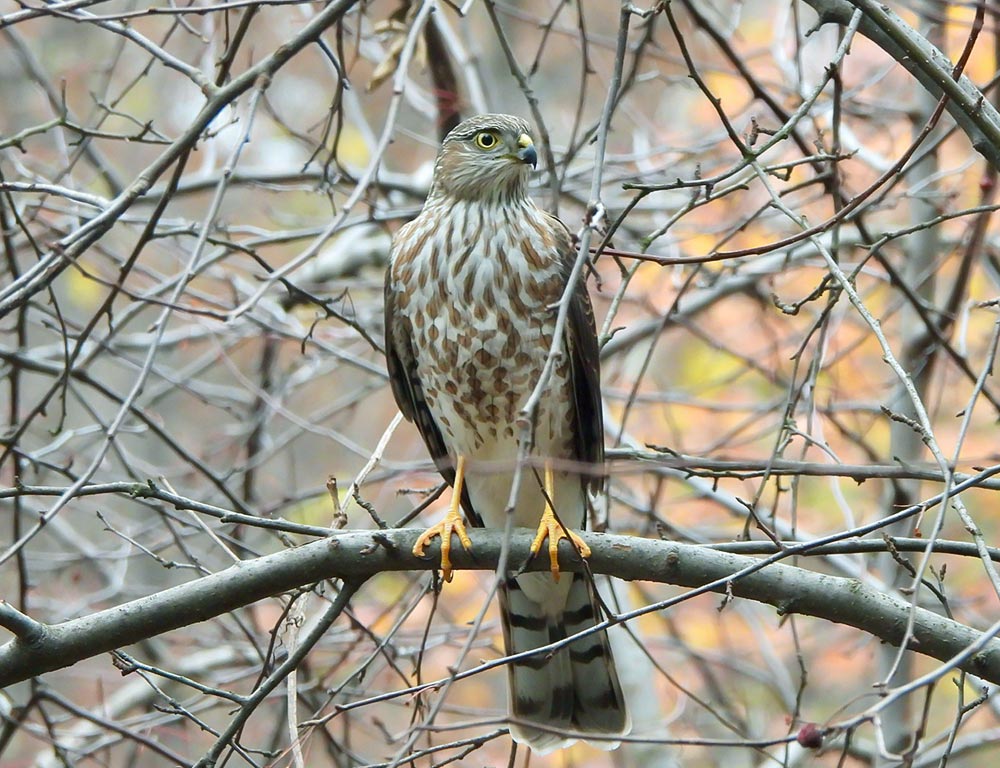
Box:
(384, 114, 629, 753)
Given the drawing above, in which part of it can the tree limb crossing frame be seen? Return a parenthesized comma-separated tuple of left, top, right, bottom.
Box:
(1, 529, 997, 689)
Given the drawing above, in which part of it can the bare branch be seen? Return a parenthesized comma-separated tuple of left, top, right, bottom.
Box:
(2, 529, 998, 689)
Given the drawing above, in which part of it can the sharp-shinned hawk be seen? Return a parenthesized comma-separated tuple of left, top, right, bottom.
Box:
(384, 113, 629, 753)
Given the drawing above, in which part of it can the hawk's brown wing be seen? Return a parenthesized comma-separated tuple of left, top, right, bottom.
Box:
(551, 215, 605, 498)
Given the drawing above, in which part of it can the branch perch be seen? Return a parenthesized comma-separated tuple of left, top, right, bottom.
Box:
(1, 529, 997, 688)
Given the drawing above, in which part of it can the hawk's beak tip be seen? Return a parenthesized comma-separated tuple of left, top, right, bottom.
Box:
(517, 144, 538, 169)
(516, 133, 537, 168)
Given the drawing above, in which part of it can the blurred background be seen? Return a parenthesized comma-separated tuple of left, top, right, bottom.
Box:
(2, 0, 1000, 765)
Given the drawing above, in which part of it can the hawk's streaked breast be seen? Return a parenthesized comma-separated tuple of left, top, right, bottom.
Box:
(389, 196, 575, 458)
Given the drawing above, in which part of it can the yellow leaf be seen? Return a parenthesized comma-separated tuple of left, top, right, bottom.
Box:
(335, 124, 371, 168)
(65, 266, 105, 311)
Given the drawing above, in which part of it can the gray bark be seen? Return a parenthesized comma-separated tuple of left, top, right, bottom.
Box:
(2, 528, 998, 689)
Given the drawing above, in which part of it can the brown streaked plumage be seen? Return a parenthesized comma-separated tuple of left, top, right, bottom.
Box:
(384, 114, 629, 754)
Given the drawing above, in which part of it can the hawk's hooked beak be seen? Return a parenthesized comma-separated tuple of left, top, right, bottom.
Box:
(516, 133, 537, 168)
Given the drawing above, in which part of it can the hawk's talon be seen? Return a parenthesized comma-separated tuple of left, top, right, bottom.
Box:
(412, 454, 470, 583)
(529, 511, 591, 582)
(412, 510, 471, 583)
(529, 462, 591, 581)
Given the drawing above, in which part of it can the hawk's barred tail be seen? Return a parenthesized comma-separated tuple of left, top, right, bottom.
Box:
(499, 572, 629, 755)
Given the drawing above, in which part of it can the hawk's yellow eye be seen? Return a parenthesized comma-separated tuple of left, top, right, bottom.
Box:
(474, 131, 499, 149)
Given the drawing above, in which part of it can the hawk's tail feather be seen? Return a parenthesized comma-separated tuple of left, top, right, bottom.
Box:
(499, 572, 629, 755)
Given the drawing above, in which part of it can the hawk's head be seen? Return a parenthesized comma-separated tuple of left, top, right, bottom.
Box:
(430, 114, 537, 203)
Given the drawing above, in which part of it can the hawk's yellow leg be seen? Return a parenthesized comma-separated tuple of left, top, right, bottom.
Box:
(412, 454, 472, 582)
(529, 462, 591, 581)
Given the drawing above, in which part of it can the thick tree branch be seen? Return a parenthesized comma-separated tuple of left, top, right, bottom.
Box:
(1, 529, 997, 689)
